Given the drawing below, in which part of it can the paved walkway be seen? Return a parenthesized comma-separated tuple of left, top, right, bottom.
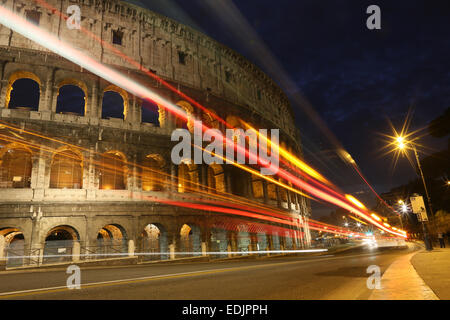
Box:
(369, 251, 439, 300)
(410, 247, 450, 300)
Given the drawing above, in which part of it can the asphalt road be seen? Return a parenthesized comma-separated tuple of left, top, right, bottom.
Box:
(0, 245, 417, 300)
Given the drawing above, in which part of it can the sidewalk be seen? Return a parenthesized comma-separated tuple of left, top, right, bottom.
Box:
(410, 247, 450, 300)
(369, 251, 439, 300)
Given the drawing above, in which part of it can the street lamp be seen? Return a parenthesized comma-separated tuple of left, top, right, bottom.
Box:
(394, 135, 433, 250)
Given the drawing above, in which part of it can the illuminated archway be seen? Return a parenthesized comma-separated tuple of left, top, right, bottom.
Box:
(0, 227, 25, 267)
(5, 71, 41, 110)
(142, 154, 165, 191)
(175, 101, 194, 132)
(179, 223, 201, 256)
(99, 151, 127, 190)
(101, 85, 128, 120)
(96, 224, 128, 258)
(141, 223, 168, 261)
(43, 225, 79, 264)
(50, 148, 83, 189)
(177, 161, 198, 193)
(0, 145, 32, 188)
(56, 80, 88, 115)
(207, 163, 225, 194)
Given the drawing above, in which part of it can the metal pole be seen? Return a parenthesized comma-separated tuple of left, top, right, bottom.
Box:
(412, 146, 433, 251)
(413, 146, 434, 217)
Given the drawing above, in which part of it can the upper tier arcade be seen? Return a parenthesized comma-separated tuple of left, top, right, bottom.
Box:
(0, 0, 298, 141)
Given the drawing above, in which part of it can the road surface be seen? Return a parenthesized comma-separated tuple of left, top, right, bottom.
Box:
(0, 245, 416, 299)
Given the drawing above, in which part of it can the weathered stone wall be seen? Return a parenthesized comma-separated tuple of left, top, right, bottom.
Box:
(0, 0, 298, 142)
(0, 0, 311, 266)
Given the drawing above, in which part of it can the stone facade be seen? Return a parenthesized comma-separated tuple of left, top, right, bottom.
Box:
(0, 0, 311, 268)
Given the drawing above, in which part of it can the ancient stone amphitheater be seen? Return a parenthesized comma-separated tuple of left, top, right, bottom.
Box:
(0, 0, 311, 269)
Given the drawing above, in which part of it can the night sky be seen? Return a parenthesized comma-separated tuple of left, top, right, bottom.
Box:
(130, 0, 450, 216)
(9, 1, 450, 217)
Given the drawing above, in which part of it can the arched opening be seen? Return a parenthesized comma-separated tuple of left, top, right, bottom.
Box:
(272, 233, 281, 250)
(267, 183, 277, 201)
(210, 228, 227, 259)
(56, 84, 86, 116)
(1, 227, 25, 268)
(257, 232, 269, 253)
(141, 223, 168, 261)
(96, 224, 128, 259)
(141, 99, 160, 126)
(207, 163, 225, 194)
(50, 149, 83, 189)
(7, 78, 40, 111)
(251, 174, 264, 199)
(236, 225, 251, 255)
(284, 230, 294, 250)
(175, 101, 194, 132)
(202, 110, 219, 130)
(99, 152, 127, 190)
(142, 155, 164, 191)
(43, 225, 79, 264)
(177, 161, 198, 193)
(229, 166, 247, 197)
(179, 224, 201, 256)
(0, 146, 32, 188)
(101, 90, 125, 120)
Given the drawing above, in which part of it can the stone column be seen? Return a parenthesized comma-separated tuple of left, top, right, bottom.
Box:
(170, 163, 178, 194)
(0, 234, 5, 261)
(0, 79, 9, 109)
(50, 86, 59, 113)
(72, 241, 80, 262)
(287, 190, 292, 211)
(168, 230, 180, 260)
(275, 186, 282, 208)
(225, 170, 232, 194)
(86, 148, 96, 200)
(31, 148, 47, 200)
(128, 240, 135, 257)
(201, 165, 207, 192)
(262, 180, 269, 204)
(90, 81, 99, 119)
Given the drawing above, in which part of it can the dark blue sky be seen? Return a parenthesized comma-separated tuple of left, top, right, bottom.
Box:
(131, 0, 450, 215)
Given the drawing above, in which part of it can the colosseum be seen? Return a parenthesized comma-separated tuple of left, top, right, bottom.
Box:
(0, 0, 311, 269)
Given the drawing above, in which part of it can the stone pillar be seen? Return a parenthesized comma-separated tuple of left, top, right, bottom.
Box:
(170, 163, 178, 194)
(38, 247, 44, 266)
(128, 240, 135, 257)
(275, 186, 282, 208)
(0, 79, 9, 109)
(262, 180, 269, 204)
(90, 81, 99, 118)
(287, 190, 292, 211)
(169, 243, 175, 260)
(72, 241, 80, 262)
(201, 242, 207, 256)
(51, 86, 59, 113)
(86, 148, 96, 200)
(39, 77, 53, 115)
(201, 165, 207, 192)
(227, 244, 232, 258)
(0, 234, 5, 261)
(225, 170, 232, 194)
(31, 148, 47, 200)
(168, 230, 180, 260)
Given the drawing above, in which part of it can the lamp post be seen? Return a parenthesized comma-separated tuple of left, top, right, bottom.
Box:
(395, 137, 433, 250)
